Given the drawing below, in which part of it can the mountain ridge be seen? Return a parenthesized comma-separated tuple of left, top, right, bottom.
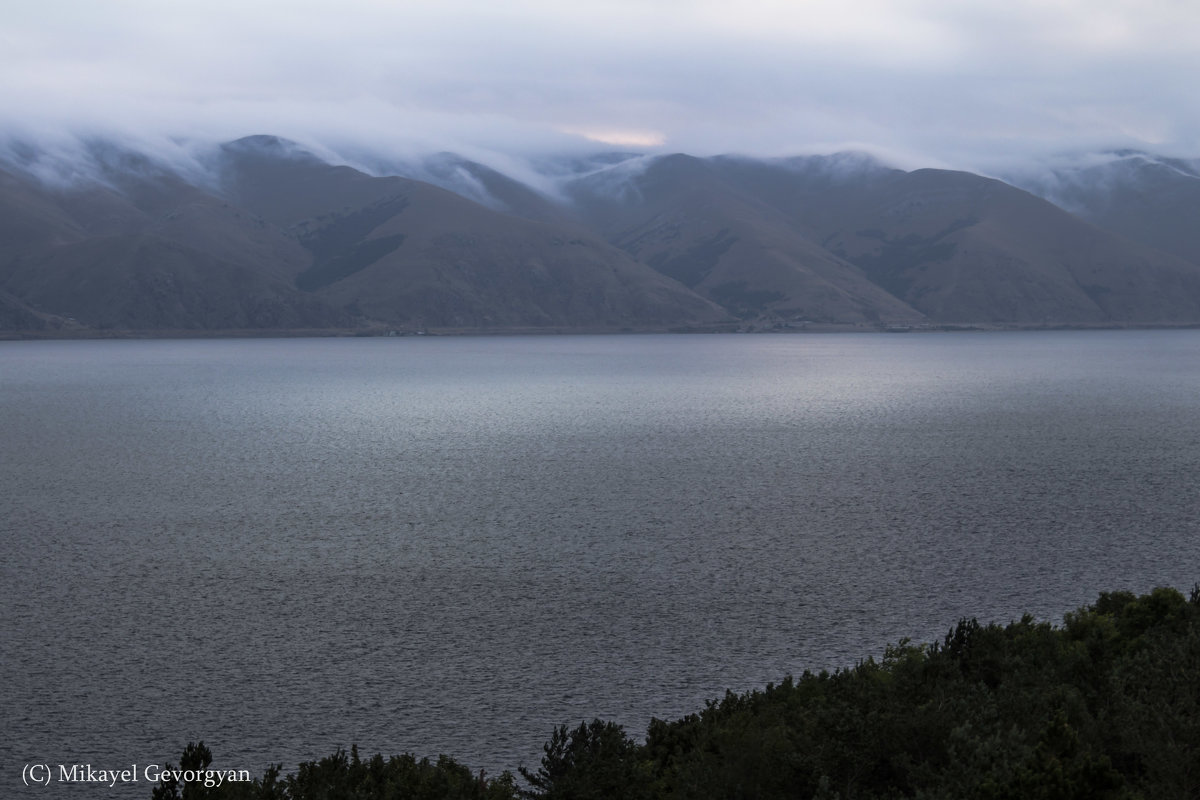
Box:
(3, 135, 1200, 335)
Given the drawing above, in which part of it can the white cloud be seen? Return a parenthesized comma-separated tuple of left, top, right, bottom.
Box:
(2, 0, 1198, 170)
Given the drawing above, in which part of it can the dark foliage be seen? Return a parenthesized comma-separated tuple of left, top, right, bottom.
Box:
(151, 744, 517, 800)
(155, 586, 1199, 799)
(517, 720, 649, 800)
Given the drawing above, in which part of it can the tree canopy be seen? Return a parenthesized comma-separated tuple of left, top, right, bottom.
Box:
(152, 585, 1199, 799)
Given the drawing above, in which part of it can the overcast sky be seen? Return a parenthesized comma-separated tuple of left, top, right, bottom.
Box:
(3, 0, 1198, 171)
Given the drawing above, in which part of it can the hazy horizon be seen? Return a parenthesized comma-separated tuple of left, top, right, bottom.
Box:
(3, 0, 1200, 176)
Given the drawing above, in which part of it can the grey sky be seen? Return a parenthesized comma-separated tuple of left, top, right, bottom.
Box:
(3, 0, 1198, 170)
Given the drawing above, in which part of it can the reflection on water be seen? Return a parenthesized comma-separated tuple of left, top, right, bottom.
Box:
(2, 331, 1198, 789)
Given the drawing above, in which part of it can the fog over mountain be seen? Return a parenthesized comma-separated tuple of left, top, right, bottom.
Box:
(5, 1, 1200, 170)
(1004, 152, 1200, 266)
(5, 2, 1200, 335)
(4, 132, 1200, 335)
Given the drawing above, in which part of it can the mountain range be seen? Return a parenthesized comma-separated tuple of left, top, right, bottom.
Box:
(3, 136, 1200, 335)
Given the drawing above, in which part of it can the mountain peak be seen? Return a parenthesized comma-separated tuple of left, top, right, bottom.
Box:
(221, 135, 321, 164)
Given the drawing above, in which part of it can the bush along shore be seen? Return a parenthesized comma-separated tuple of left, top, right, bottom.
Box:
(153, 586, 1199, 799)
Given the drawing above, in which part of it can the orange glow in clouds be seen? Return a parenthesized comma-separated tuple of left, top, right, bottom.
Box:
(559, 127, 667, 147)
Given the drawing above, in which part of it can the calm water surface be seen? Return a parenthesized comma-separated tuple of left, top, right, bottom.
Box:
(2, 331, 1199, 791)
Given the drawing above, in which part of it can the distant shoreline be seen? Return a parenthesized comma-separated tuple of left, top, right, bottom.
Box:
(4, 320, 1200, 341)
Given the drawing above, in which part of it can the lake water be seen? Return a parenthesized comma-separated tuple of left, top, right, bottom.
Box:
(3, 331, 1199, 792)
